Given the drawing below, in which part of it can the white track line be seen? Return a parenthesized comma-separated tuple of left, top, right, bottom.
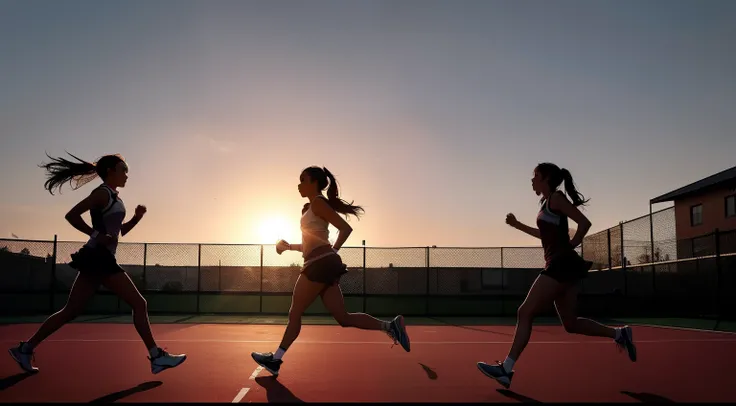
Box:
(249, 366, 263, 380)
(231, 388, 249, 403)
(627, 322, 736, 336)
(1, 338, 734, 344)
(231, 365, 264, 402)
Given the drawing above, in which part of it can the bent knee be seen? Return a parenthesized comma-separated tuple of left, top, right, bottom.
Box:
(517, 303, 538, 321)
(60, 304, 83, 318)
(288, 307, 305, 321)
(130, 296, 148, 312)
(333, 313, 351, 327)
(561, 318, 578, 333)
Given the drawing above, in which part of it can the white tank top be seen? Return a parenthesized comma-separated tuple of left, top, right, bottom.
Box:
(84, 184, 126, 255)
(300, 197, 331, 258)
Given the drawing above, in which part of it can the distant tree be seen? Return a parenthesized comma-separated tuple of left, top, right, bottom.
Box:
(0, 246, 8, 252)
(20, 247, 30, 255)
(637, 247, 662, 264)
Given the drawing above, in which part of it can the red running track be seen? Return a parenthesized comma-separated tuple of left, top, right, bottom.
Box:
(0, 323, 734, 403)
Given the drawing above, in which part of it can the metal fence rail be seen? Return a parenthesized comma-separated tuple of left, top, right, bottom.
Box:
(1, 224, 734, 320)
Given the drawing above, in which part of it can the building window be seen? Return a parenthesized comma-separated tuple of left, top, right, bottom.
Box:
(727, 195, 736, 218)
(691, 204, 703, 226)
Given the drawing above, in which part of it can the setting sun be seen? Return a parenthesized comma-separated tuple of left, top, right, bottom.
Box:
(257, 216, 294, 244)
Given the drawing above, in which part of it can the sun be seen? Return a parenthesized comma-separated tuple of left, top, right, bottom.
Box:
(257, 216, 293, 244)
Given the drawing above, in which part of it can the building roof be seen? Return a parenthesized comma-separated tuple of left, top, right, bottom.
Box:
(650, 165, 736, 204)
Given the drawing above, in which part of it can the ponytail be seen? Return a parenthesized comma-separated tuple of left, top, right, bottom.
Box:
(301, 166, 364, 219)
(560, 168, 589, 207)
(39, 152, 124, 195)
(323, 167, 364, 219)
(535, 162, 590, 207)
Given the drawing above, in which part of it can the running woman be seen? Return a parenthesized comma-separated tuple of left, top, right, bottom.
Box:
(8, 153, 186, 374)
(477, 163, 636, 388)
(251, 166, 410, 376)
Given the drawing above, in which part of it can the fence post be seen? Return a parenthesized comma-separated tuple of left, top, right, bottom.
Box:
(49, 235, 57, 313)
(362, 240, 367, 313)
(142, 243, 148, 291)
(649, 205, 656, 296)
(197, 244, 201, 314)
(425, 246, 430, 316)
(580, 238, 584, 260)
(500, 247, 505, 316)
(500, 247, 505, 290)
(607, 228, 612, 270)
(259, 245, 264, 313)
(620, 222, 627, 296)
(714, 229, 722, 329)
(691, 237, 696, 259)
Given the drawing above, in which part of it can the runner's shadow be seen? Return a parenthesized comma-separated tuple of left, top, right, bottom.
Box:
(427, 317, 513, 336)
(497, 389, 542, 403)
(419, 363, 438, 380)
(255, 376, 305, 403)
(621, 391, 676, 403)
(89, 381, 163, 403)
(0, 372, 35, 391)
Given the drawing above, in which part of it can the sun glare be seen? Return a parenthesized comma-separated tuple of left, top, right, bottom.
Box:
(257, 216, 293, 244)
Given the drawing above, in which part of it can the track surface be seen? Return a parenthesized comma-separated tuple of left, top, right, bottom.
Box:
(1, 323, 734, 402)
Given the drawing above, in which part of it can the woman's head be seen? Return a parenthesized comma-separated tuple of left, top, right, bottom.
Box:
(532, 162, 589, 206)
(298, 166, 364, 218)
(40, 152, 128, 195)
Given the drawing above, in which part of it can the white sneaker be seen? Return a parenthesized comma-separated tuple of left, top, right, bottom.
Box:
(149, 348, 187, 374)
(9, 342, 38, 373)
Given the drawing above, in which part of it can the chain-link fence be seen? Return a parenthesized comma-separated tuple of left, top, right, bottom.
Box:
(579, 206, 688, 269)
(1, 221, 734, 320)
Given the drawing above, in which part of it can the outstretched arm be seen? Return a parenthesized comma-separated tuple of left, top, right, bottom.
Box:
(121, 205, 147, 236)
(276, 240, 302, 254)
(506, 213, 541, 239)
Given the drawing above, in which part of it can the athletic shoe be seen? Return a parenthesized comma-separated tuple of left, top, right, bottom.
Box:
(386, 315, 411, 352)
(251, 351, 283, 376)
(477, 361, 514, 388)
(9, 342, 38, 373)
(150, 348, 187, 374)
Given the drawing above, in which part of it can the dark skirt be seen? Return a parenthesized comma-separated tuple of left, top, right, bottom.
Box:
(300, 245, 348, 285)
(540, 251, 593, 284)
(69, 245, 125, 277)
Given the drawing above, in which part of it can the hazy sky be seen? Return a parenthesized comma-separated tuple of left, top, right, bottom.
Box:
(1, 0, 735, 248)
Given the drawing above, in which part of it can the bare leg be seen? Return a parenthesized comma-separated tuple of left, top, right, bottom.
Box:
(278, 274, 327, 352)
(476, 274, 565, 387)
(508, 275, 565, 361)
(320, 283, 387, 330)
(27, 272, 100, 348)
(554, 284, 615, 339)
(101, 272, 156, 351)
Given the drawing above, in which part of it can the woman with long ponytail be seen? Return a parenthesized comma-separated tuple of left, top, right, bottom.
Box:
(250, 166, 410, 377)
(477, 162, 637, 389)
(8, 152, 186, 375)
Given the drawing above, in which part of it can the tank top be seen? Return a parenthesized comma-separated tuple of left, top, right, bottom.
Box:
(536, 191, 573, 266)
(84, 184, 126, 255)
(300, 196, 332, 259)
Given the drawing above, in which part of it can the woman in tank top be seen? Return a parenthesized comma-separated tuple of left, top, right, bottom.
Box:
(477, 163, 637, 389)
(9, 152, 186, 375)
(250, 166, 411, 377)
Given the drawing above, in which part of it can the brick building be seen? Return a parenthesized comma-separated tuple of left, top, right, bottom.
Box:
(650, 165, 736, 258)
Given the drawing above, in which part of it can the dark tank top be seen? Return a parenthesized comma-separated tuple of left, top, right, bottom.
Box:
(536, 191, 573, 266)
